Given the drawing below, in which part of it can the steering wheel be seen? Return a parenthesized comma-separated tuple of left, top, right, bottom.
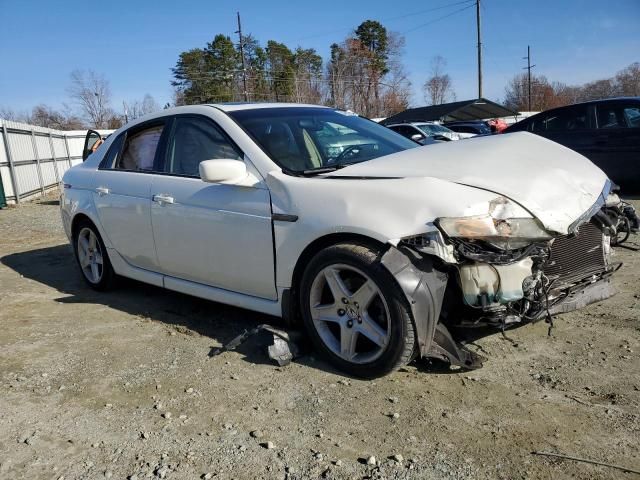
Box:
(333, 144, 362, 164)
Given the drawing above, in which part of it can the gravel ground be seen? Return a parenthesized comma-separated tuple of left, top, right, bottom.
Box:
(0, 193, 639, 480)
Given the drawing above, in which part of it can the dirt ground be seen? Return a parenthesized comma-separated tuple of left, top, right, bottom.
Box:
(0, 193, 638, 480)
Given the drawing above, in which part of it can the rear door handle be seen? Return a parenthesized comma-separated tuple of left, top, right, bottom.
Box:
(152, 194, 175, 205)
(594, 135, 609, 145)
(95, 187, 110, 196)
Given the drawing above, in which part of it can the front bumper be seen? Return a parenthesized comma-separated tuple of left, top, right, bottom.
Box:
(532, 276, 616, 319)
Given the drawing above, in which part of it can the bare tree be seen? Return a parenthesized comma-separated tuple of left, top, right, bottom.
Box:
(504, 73, 570, 111)
(616, 62, 640, 96)
(30, 104, 85, 129)
(326, 29, 409, 117)
(67, 70, 114, 128)
(0, 106, 29, 123)
(422, 56, 455, 105)
(380, 33, 411, 116)
(1, 104, 85, 129)
(126, 94, 160, 121)
(503, 62, 640, 112)
(579, 78, 619, 101)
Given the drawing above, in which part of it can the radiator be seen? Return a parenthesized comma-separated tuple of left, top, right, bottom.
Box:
(544, 221, 607, 286)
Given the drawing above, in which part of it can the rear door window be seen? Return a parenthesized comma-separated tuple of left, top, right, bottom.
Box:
(100, 134, 125, 169)
(118, 125, 164, 171)
(544, 105, 589, 132)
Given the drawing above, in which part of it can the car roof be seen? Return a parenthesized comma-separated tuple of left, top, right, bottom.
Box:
(556, 96, 639, 108)
(115, 103, 337, 131)
(509, 96, 640, 127)
(387, 122, 437, 127)
(209, 102, 333, 112)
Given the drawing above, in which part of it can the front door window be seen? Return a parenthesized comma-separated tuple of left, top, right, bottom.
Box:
(164, 117, 242, 177)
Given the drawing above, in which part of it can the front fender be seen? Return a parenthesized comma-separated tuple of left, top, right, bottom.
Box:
(380, 246, 447, 356)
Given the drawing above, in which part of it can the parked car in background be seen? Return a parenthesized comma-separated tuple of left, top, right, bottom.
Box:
(387, 122, 458, 144)
(503, 97, 640, 193)
(62, 103, 634, 378)
(444, 121, 492, 138)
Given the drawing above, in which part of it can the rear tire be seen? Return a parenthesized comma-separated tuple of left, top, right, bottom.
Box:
(72, 219, 116, 291)
(300, 242, 416, 378)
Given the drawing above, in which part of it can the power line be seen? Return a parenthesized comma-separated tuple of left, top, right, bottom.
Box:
(379, 0, 475, 23)
(291, 0, 475, 42)
(403, 2, 475, 34)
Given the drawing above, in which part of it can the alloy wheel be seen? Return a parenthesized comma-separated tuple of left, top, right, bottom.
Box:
(309, 264, 391, 364)
(77, 227, 104, 284)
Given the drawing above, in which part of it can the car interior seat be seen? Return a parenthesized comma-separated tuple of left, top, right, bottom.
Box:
(260, 122, 308, 171)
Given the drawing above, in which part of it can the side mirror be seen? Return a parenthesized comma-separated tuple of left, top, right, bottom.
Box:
(410, 133, 424, 142)
(199, 159, 249, 185)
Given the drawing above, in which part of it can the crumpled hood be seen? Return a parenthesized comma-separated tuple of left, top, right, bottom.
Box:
(331, 132, 609, 234)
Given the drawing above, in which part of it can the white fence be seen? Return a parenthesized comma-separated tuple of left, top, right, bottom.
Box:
(0, 119, 112, 205)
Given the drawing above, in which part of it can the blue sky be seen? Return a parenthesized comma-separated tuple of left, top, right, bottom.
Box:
(0, 0, 638, 112)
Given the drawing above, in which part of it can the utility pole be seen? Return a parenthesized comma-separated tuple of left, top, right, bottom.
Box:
(522, 45, 536, 111)
(476, 0, 482, 99)
(235, 12, 249, 102)
(123, 100, 128, 123)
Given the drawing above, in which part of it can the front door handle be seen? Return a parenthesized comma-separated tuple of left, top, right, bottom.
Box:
(152, 194, 175, 205)
(95, 187, 110, 196)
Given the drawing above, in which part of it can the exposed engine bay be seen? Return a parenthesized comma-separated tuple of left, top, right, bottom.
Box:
(396, 188, 639, 369)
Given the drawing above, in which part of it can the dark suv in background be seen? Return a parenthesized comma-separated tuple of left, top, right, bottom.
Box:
(503, 97, 640, 193)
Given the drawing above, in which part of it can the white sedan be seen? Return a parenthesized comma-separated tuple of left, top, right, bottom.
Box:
(61, 103, 630, 377)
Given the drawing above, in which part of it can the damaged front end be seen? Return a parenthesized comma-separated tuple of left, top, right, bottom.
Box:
(390, 181, 637, 369)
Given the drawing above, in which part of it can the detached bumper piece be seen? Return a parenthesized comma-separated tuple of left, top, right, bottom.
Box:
(425, 323, 485, 370)
(208, 324, 303, 366)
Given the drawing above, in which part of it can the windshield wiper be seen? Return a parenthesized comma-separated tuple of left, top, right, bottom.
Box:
(299, 164, 348, 176)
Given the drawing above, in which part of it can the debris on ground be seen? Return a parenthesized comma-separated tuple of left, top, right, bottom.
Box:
(208, 324, 303, 366)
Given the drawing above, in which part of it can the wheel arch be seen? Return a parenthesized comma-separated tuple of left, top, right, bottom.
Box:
(70, 210, 113, 250)
(285, 234, 451, 362)
(283, 233, 388, 327)
(71, 212, 96, 238)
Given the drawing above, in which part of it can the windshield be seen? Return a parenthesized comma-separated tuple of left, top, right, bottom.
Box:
(229, 107, 418, 173)
(416, 123, 452, 136)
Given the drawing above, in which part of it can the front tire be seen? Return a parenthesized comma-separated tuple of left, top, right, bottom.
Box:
(72, 220, 116, 291)
(300, 242, 416, 378)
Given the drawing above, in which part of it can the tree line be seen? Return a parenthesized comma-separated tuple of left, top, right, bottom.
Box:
(171, 20, 413, 118)
(504, 62, 640, 112)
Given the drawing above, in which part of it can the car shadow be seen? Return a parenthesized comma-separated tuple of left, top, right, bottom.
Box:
(0, 244, 356, 376)
(1, 244, 483, 378)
